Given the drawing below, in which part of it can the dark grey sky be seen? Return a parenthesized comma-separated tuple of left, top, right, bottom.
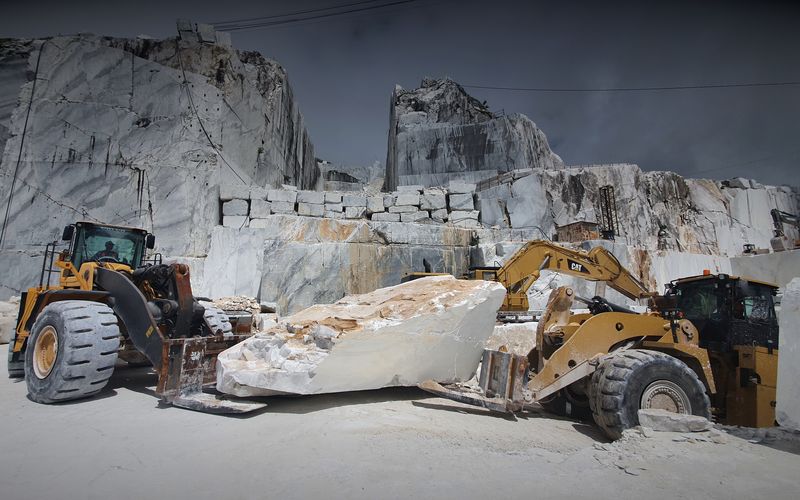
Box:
(2, 0, 799, 185)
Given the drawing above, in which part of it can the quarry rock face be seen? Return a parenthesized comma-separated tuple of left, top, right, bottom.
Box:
(476, 164, 799, 257)
(0, 31, 316, 298)
(384, 78, 563, 190)
(776, 278, 800, 431)
(216, 276, 506, 396)
(191, 215, 474, 315)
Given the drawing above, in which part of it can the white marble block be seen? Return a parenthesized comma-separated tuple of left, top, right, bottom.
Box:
(216, 276, 506, 396)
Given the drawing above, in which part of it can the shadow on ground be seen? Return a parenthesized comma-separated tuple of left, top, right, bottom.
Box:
(90, 363, 609, 443)
(243, 386, 429, 417)
(98, 363, 435, 417)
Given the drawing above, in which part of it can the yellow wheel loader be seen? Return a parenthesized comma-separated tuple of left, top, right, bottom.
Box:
(421, 241, 779, 438)
(7, 221, 265, 413)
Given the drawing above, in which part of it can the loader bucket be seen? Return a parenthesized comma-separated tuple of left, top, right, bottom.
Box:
(156, 335, 267, 414)
(419, 349, 530, 413)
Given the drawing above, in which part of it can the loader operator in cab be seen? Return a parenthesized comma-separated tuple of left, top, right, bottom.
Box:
(92, 241, 119, 261)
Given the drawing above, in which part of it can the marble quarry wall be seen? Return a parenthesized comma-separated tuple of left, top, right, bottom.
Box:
(185, 216, 473, 315)
(0, 28, 317, 298)
(384, 78, 563, 190)
(476, 166, 799, 257)
(218, 181, 482, 229)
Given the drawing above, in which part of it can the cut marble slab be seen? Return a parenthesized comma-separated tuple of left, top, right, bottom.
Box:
(777, 278, 800, 431)
(216, 275, 506, 397)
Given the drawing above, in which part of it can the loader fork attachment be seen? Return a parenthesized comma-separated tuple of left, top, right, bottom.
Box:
(156, 334, 267, 414)
(419, 350, 530, 413)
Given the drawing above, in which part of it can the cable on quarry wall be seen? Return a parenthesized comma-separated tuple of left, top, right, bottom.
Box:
(173, 38, 246, 185)
(0, 40, 47, 250)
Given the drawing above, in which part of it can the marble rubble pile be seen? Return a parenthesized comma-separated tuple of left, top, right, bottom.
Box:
(210, 296, 261, 315)
(216, 275, 506, 396)
(219, 180, 482, 228)
(384, 77, 564, 190)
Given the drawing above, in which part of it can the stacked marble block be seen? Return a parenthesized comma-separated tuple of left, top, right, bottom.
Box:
(219, 181, 481, 228)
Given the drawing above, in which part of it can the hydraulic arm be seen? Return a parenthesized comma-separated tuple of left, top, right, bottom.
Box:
(482, 240, 651, 311)
(771, 209, 799, 237)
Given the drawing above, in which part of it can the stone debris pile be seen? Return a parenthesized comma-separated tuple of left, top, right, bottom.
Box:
(210, 295, 261, 314)
(216, 275, 506, 397)
(220, 180, 482, 229)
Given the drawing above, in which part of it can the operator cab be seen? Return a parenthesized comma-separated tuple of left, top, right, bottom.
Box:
(665, 273, 779, 352)
(62, 222, 155, 270)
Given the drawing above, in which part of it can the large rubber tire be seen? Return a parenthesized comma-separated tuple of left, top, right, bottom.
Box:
(24, 301, 120, 404)
(202, 304, 233, 337)
(589, 349, 711, 440)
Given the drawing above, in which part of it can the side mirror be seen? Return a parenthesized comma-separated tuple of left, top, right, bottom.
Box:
(145, 233, 156, 249)
(62, 225, 74, 241)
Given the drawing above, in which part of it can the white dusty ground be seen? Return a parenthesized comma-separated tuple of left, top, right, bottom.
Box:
(2, 345, 800, 500)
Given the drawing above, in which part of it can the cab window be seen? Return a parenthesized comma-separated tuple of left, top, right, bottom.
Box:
(675, 282, 720, 320)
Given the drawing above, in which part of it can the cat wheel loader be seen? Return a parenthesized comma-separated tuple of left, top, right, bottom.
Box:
(421, 240, 779, 439)
(7, 221, 266, 414)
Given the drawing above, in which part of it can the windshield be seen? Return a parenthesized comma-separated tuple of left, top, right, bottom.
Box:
(673, 281, 722, 321)
(72, 224, 145, 269)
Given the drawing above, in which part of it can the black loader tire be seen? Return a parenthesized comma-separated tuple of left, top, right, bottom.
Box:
(24, 301, 120, 403)
(202, 304, 233, 337)
(588, 349, 711, 440)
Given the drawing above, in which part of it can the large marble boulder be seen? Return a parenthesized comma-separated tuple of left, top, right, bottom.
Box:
(216, 275, 506, 397)
(384, 78, 563, 190)
(731, 250, 800, 288)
